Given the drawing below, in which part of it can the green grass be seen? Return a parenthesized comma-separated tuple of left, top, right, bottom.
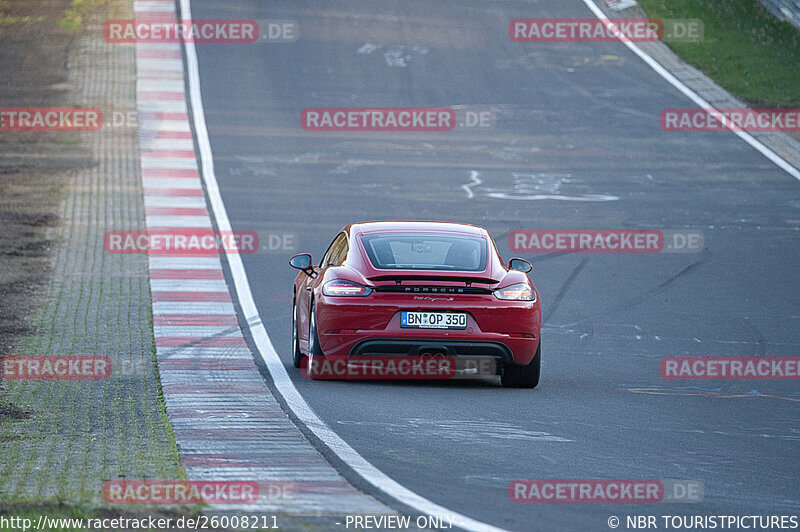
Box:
(58, 0, 124, 32)
(0, 276, 184, 504)
(638, 0, 800, 106)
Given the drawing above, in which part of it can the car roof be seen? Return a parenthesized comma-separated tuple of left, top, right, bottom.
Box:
(347, 220, 488, 238)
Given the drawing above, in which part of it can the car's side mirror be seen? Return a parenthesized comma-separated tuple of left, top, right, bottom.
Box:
(508, 258, 533, 273)
(289, 253, 314, 276)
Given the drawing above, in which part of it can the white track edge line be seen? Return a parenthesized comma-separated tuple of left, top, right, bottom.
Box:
(177, 1, 508, 530)
(582, 0, 800, 181)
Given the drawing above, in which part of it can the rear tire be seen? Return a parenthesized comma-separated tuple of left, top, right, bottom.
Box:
(291, 295, 303, 368)
(306, 301, 325, 379)
(501, 341, 540, 388)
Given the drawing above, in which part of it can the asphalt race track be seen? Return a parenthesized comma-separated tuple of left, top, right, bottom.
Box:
(183, 0, 799, 529)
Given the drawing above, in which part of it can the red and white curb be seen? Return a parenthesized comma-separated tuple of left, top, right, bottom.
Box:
(134, 0, 391, 514)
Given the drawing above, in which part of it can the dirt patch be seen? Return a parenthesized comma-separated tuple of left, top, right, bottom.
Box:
(0, 402, 33, 442)
(0, 402, 33, 420)
(0, 0, 93, 353)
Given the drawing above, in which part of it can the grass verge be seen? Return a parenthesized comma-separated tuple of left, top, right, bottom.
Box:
(637, 0, 800, 106)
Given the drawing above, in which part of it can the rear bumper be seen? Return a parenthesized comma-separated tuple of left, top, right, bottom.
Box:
(347, 338, 517, 376)
(347, 338, 514, 364)
(315, 292, 541, 365)
(321, 329, 539, 366)
(349, 338, 514, 362)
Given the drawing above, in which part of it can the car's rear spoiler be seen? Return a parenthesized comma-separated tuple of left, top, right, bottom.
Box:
(366, 274, 500, 285)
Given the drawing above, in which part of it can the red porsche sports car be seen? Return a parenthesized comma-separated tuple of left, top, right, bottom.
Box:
(289, 221, 541, 388)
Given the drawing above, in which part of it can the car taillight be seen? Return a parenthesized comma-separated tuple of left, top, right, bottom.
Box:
(323, 279, 373, 297)
(494, 282, 535, 301)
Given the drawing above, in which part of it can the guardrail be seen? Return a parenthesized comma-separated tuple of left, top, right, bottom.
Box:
(760, 0, 800, 30)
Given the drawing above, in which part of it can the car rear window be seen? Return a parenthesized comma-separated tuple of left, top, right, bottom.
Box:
(360, 233, 487, 271)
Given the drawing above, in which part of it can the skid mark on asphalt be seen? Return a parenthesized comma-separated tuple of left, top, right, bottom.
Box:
(544, 323, 800, 352)
(568, 413, 800, 442)
(603, 260, 704, 316)
(543, 257, 589, 324)
(620, 385, 800, 404)
(738, 317, 767, 356)
(336, 419, 572, 443)
(559, 260, 705, 327)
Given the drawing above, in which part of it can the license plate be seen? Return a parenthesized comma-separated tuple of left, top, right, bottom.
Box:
(400, 311, 467, 329)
